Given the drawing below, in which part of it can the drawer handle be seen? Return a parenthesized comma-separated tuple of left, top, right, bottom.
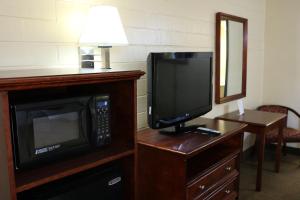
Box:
(225, 189, 231, 194)
(199, 185, 206, 190)
(225, 166, 232, 172)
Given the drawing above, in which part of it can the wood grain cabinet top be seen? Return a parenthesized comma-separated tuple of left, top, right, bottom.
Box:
(0, 68, 144, 91)
(138, 118, 247, 157)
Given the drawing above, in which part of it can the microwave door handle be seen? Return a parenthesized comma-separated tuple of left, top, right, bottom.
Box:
(80, 109, 89, 142)
(88, 97, 97, 137)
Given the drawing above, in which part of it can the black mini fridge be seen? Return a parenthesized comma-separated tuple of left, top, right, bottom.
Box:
(18, 165, 123, 200)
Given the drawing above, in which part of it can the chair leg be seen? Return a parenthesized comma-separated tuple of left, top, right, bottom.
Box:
(283, 142, 287, 156)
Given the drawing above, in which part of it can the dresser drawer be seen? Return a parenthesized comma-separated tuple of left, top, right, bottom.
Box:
(187, 156, 238, 200)
(203, 177, 237, 200)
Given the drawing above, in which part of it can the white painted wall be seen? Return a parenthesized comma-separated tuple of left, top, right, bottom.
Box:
(264, 0, 300, 147)
(0, 0, 266, 150)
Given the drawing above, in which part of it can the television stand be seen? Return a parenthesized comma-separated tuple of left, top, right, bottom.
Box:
(138, 117, 247, 200)
(159, 123, 206, 135)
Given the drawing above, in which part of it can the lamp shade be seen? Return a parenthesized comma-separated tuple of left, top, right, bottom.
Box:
(79, 6, 128, 46)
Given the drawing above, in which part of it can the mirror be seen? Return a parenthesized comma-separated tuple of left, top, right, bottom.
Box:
(215, 12, 248, 104)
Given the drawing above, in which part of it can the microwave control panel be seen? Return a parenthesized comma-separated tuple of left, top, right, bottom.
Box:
(94, 95, 111, 147)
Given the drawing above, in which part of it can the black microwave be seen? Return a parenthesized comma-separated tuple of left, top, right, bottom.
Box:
(10, 95, 111, 170)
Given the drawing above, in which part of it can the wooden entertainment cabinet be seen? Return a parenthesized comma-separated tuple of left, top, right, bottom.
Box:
(0, 68, 144, 200)
(137, 118, 247, 200)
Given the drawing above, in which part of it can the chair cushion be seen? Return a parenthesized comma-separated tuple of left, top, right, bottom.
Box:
(266, 127, 300, 143)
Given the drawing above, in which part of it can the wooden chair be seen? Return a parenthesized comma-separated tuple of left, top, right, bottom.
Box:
(257, 105, 300, 154)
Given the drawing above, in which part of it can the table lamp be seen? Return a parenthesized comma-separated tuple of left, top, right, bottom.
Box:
(79, 5, 128, 69)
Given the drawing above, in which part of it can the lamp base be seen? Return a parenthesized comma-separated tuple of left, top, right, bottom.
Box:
(100, 67, 112, 69)
(100, 46, 112, 69)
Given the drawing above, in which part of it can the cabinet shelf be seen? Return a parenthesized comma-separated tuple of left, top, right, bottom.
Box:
(186, 138, 242, 184)
(15, 147, 134, 193)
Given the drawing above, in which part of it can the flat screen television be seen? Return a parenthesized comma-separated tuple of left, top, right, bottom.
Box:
(147, 52, 213, 133)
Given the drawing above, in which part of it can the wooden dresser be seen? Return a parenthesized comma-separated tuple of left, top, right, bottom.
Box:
(137, 118, 247, 200)
(0, 68, 144, 200)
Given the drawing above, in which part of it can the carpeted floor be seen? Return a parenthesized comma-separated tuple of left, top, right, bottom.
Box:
(239, 151, 300, 200)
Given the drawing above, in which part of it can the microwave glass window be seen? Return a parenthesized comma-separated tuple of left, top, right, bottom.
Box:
(33, 112, 80, 148)
(97, 101, 108, 107)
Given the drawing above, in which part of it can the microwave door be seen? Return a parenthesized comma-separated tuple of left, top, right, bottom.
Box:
(14, 102, 90, 169)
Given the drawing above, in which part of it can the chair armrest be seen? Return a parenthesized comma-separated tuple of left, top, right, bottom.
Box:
(287, 107, 300, 118)
(257, 104, 300, 118)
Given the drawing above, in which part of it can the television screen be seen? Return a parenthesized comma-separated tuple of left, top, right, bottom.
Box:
(147, 52, 213, 130)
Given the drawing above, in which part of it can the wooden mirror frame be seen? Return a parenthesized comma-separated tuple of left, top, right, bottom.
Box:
(215, 12, 248, 104)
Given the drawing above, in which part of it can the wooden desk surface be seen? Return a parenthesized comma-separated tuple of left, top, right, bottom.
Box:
(138, 117, 247, 157)
(216, 109, 286, 127)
